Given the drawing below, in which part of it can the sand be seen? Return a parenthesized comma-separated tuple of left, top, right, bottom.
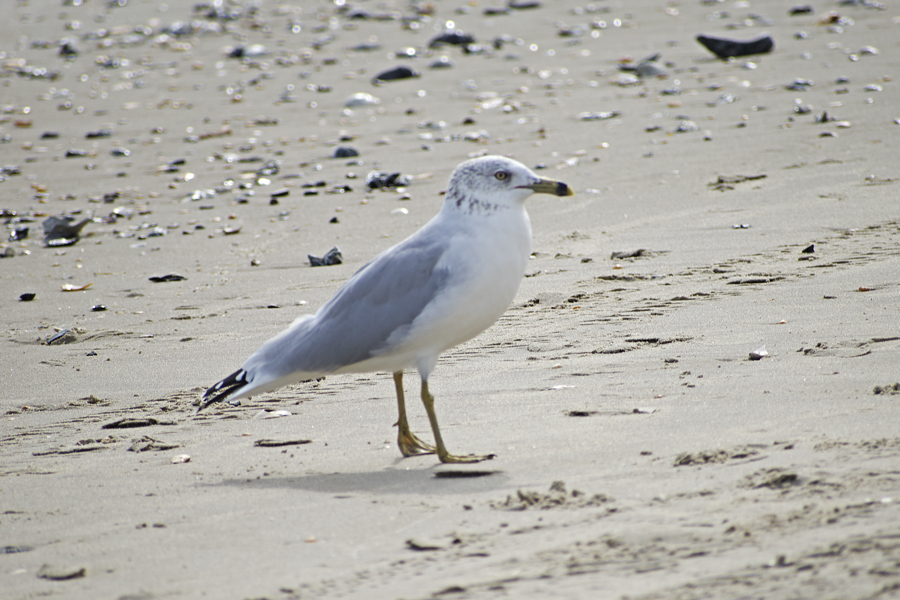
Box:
(2, 1, 899, 598)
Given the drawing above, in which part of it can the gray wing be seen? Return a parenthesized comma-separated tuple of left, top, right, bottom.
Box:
(245, 232, 452, 376)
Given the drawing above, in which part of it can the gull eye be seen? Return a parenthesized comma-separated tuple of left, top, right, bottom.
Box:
(494, 171, 509, 181)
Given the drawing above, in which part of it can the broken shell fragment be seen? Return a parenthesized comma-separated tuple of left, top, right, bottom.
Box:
(749, 346, 769, 360)
(308, 247, 342, 267)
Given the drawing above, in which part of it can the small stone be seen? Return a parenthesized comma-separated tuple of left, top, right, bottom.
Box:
(371, 66, 419, 85)
(333, 146, 359, 159)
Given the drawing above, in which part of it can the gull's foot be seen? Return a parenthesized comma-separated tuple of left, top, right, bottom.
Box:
(437, 451, 496, 464)
(398, 429, 436, 457)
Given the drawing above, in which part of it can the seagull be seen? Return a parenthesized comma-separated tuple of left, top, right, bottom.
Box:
(199, 155, 574, 463)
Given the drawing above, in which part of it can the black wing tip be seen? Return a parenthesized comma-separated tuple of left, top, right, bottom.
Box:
(197, 369, 247, 413)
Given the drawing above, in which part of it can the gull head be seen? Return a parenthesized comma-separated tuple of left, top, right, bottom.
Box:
(446, 155, 574, 214)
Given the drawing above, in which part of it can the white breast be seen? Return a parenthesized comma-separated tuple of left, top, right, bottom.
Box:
(406, 206, 532, 359)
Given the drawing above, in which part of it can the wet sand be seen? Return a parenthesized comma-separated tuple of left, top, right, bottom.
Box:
(2, 1, 899, 598)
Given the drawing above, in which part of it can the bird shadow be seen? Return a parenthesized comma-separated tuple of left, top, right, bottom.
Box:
(216, 463, 508, 496)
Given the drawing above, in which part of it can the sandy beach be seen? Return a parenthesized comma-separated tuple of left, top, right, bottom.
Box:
(2, 1, 899, 598)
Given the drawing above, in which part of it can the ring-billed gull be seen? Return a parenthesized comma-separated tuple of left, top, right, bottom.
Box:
(200, 155, 574, 463)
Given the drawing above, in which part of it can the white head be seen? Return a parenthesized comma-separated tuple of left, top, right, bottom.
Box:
(445, 155, 574, 215)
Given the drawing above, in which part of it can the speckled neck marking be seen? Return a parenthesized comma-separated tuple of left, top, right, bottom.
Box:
(448, 187, 506, 215)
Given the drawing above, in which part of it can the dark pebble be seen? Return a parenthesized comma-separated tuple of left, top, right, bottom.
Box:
(270, 188, 290, 197)
(65, 149, 88, 158)
(91, 304, 107, 312)
(372, 66, 419, 85)
(696, 34, 774, 59)
(19, 292, 36, 301)
(86, 128, 113, 138)
(148, 274, 187, 283)
(801, 244, 815, 254)
(433, 470, 496, 479)
(329, 217, 339, 224)
(333, 146, 359, 158)
(10, 226, 29, 241)
(58, 42, 79, 57)
(428, 31, 475, 48)
(37, 564, 84, 581)
(102, 417, 159, 430)
(610, 249, 647, 260)
(41, 131, 59, 139)
(349, 43, 381, 52)
(788, 5, 813, 15)
(254, 439, 312, 447)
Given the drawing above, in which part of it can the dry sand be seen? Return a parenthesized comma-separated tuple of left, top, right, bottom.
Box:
(2, 1, 900, 598)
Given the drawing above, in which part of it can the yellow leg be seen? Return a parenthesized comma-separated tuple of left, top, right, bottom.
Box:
(394, 371, 435, 457)
(420, 380, 495, 464)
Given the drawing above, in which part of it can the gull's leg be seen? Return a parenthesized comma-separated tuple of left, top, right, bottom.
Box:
(394, 371, 436, 457)
(420, 379, 495, 464)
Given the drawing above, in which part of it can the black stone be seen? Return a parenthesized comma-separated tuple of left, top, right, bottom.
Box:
(696, 34, 774, 59)
(148, 274, 187, 283)
(428, 31, 475, 48)
(333, 146, 359, 159)
(372, 66, 419, 84)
